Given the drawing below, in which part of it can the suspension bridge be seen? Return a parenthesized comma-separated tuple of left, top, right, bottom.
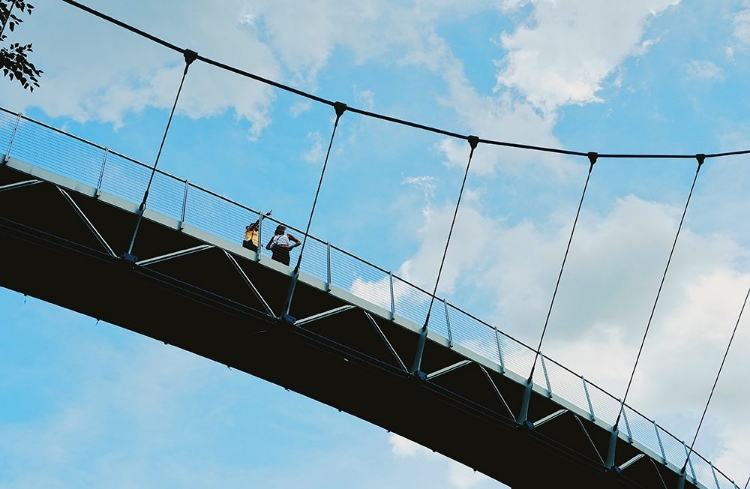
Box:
(2, 1, 750, 488)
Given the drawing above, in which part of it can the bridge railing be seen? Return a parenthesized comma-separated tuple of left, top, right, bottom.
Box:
(0, 107, 738, 489)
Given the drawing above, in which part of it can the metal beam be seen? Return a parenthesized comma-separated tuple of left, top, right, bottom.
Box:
(531, 408, 568, 429)
(618, 453, 644, 471)
(58, 187, 117, 257)
(294, 305, 356, 327)
(479, 365, 514, 419)
(0, 179, 41, 192)
(425, 360, 471, 380)
(364, 311, 408, 373)
(137, 244, 213, 266)
(224, 250, 275, 317)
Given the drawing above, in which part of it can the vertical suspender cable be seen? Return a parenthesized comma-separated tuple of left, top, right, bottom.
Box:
(528, 152, 598, 382)
(681, 284, 750, 475)
(280, 102, 346, 321)
(410, 135, 478, 375)
(615, 154, 705, 429)
(517, 152, 597, 425)
(124, 49, 198, 259)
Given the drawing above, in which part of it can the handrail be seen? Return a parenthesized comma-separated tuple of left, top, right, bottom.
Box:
(0, 107, 739, 489)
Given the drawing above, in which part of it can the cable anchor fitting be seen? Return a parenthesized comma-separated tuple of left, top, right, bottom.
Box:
(695, 153, 705, 167)
(333, 101, 347, 118)
(467, 135, 479, 150)
(183, 49, 198, 67)
(587, 151, 598, 167)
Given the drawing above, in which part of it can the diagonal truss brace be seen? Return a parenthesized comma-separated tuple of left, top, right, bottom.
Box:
(573, 413, 605, 465)
(619, 453, 645, 472)
(223, 250, 276, 317)
(137, 244, 213, 266)
(295, 305, 356, 327)
(58, 187, 117, 257)
(0, 179, 42, 192)
(530, 408, 568, 429)
(479, 365, 515, 419)
(426, 360, 472, 380)
(364, 311, 408, 373)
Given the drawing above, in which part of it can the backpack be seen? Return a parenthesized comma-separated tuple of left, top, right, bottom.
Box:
(266, 235, 277, 251)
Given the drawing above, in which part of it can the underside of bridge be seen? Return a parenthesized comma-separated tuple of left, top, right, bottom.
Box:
(0, 160, 697, 489)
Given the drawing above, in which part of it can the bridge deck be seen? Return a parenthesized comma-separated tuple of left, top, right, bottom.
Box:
(0, 157, 701, 489)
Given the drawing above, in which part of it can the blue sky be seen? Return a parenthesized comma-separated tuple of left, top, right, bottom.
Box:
(2, 0, 750, 487)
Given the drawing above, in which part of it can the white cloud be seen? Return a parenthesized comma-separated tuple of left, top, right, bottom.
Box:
(685, 60, 725, 81)
(494, 0, 681, 114)
(732, 6, 750, 46)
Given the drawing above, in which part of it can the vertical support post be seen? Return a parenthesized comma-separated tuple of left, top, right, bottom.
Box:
(389, 272, 395, 321)
(682, 442, 697, 484)
(95, 148, 109, 198)
(517, 379, 533, 427)
(255, 211, 268, 262)
(325, 242, 331, 292)
(582, 376, 594, 421)
(494, 328, 505, 374)
(653, 421, 667, 464)
(179, 179, 188, 231)
(606, 425, 619, 469)
(3, 111, 22, 163)
(617, 400, 632, 442)
(540, 356, 552, 398)
(710, 461, 720, 489)
(443, 299, 453, 348)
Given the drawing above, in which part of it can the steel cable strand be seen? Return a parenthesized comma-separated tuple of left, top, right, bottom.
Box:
(279, 102, 347, 322)
(681, 285, 750, 478)
(410, 135, 478, 375)
(615, 155, 705, 430)
(58, 0, 750, 162)
(126, 49, 197, 257)
(527, 152, 598, 383)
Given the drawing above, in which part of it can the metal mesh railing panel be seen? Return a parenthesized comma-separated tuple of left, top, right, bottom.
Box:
(622, 406, 665, 463)
(297, 235, 329, 284)
(328, 246, 390, 313)
(0, 110, 737, 489)
(145, 171, 187, 223)
(447, 305, 501, 364)
(99, 152, 151, 205)
(0, 110, 17, 156)
(391, 276, 432, 328)
(538, 357, 591, 416)
(497, 333, 535, 378)
(584, 382, 622, 428)
(8, 119, 105, 188)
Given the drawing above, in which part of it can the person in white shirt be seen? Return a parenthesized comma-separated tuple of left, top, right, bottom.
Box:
(267, 224, 300, 266)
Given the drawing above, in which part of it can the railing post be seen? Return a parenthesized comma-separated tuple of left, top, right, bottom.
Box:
(443, 299, 453, 348)
(606, 425, 619, 470)
(3, 111, 22, 163)
(540, 356, 552, 398)
(388, 272, 395, 321)
(325, 242, 331, 292)
(494, 328, 505, 374)
(95, 148, 109, 198)
(682, 442, 697, 484)
(255, 211, 267, 262)
(179, 179, 188, 230)
(653, 421, 667, 464)
(582, 376, 594, 421)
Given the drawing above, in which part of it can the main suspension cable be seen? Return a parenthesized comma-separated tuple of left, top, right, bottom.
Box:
(58, 0, 750, 162)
